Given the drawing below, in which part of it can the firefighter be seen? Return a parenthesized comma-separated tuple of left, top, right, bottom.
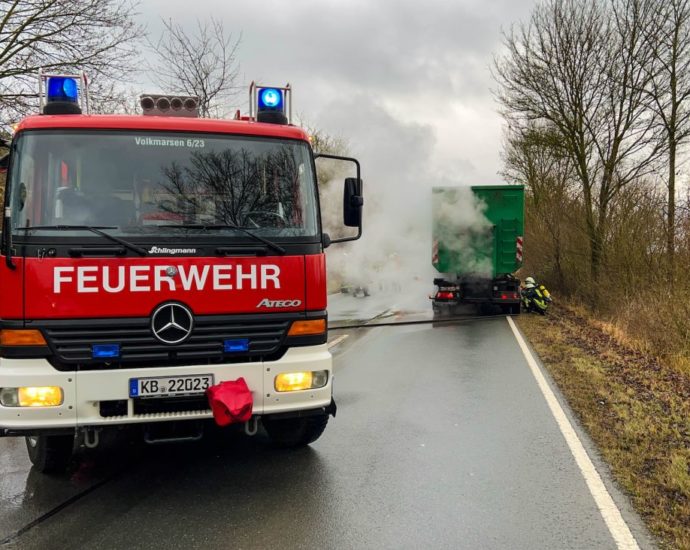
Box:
(521, 276, 552, 315)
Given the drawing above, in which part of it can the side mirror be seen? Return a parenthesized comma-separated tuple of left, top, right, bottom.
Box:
(343, 177, 363, 227)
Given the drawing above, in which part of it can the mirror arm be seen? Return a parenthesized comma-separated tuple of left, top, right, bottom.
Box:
(313, 153, 361, 183)
(330, 227, 361, 245)
(314, 152, 363, 245)
(314, 152, 358, 165)
(4, 209, 16, 270)
(2, 138, 17, 269)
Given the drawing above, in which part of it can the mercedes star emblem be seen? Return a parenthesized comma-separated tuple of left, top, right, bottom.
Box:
(151, 302, 194, 344)
(165, 266, 178, 277)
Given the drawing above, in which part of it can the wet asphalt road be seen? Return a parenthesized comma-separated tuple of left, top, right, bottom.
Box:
(0, 298, 655, 549)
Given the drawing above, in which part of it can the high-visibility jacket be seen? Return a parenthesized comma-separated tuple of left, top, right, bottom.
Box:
(521, 284, 549, 311)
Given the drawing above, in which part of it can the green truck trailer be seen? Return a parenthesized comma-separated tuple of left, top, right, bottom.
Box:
(431, 185, 524, 315)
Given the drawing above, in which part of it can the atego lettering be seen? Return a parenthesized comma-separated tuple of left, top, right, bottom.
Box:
(257, 299, 302, 308)
(53, 264, 281, 294)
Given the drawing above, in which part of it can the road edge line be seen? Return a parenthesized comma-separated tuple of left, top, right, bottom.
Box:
(328, 335, 349, 349)
(506, 316, 640, 550)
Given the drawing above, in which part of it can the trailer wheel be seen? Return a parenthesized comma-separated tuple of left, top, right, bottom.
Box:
(25, 434, 74, 474)
(262, 415, 329, 448)
(478, 303, 492, 315)
(501, 304, 521, 315)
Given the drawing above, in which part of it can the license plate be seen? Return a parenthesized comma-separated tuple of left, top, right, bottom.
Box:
(129, 374, 214, 398)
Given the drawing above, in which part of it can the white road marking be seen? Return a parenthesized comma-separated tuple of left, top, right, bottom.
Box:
(507, 316, 640, 550)
(332, 327, 384, 372)
(327, 334, 349, 349)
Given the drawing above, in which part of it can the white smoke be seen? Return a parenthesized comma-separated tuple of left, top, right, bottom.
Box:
(316, 95, 494, 312)
(432, 187, 494, 277)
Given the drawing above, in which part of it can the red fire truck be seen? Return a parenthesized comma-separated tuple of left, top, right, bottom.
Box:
(0, 73, 363, 473)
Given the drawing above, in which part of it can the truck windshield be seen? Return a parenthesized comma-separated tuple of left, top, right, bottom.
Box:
(7, 130, 319, 239)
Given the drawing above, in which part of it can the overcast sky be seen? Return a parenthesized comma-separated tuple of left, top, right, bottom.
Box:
(138, 0, 536, 186)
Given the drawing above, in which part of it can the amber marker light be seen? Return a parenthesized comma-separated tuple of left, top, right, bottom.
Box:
(287, 319, 326, 337)
(0, 329, 47, 346)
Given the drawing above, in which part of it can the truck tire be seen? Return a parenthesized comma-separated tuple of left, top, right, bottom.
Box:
(25, 434, 74, 474)
(262, 415, 329, 448)
(502, 304, 521, 315)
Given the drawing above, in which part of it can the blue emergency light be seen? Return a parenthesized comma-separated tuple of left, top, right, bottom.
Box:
(47, 77, 79, 103)
(92, 344, 120, 359)
(251, 82, 290, 124)
(224, 339, 249, 353)
(258, 88, 284, 112)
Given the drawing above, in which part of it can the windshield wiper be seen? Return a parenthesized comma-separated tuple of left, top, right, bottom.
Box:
(19, 225, 148, 256)
(159, 224, 286, 255)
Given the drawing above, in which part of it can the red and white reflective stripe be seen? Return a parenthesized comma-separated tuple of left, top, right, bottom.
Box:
(516, 236, 524, 263)
(432, 239, 439, 264)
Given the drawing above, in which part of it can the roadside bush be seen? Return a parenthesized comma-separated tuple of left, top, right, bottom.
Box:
(523, 179, 690, 372)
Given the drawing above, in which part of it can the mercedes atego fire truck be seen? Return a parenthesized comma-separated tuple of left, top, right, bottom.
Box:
(0, 73, 363, 473)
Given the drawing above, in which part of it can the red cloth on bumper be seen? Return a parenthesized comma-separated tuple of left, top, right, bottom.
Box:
(206, 378, 253, 427)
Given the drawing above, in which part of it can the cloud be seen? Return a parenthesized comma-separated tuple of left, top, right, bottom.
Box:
(141, 0, 533, 102)
(136, 0, 536, 300)
(138, 0, 536, 199)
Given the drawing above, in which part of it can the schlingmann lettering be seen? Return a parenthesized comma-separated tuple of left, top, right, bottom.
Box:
(148, 246, 197, 255)
(53, 264, 281, 294)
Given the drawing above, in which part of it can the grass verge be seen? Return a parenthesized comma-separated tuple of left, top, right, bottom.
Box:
(517, 304, 690, 549)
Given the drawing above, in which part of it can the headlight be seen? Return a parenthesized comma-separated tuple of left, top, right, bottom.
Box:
(0, 386, 64, 407)
(274, 370, 329, 392)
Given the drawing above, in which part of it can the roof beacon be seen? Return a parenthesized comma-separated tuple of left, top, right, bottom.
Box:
(38, 69, 89, 115)
(250, 82, 292, 125)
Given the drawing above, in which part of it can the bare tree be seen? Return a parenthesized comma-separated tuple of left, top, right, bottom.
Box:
(297, 118, 351, 186)
(638, 0, 690, 281)
(494, 0, 660, 281)
(298, 120, 350, 157)
(148, 18, 241, 118)
(86, 77, 140, 115)
(0, 0, 144, 121)
(294, 119, 353, 239)
(158, 146, 303, 228)
(502, 122, 577, 288)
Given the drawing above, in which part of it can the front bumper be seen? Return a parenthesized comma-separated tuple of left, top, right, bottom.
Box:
(0, 344, 332, 433)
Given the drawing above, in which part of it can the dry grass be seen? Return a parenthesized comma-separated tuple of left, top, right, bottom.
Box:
(611, 291, 690, 380)
(518, 304, 690, 549)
